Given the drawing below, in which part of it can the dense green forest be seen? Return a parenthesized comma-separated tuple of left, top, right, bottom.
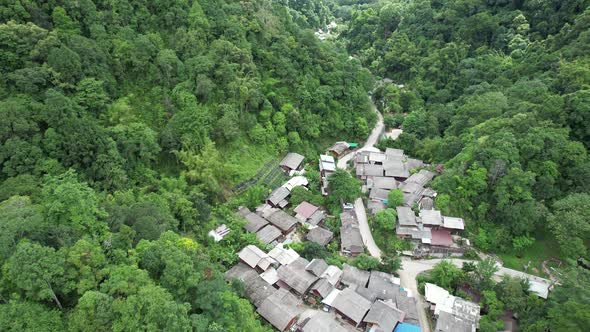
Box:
(338, 0, 590, 330)
(0, 0, 373, 330)
(1, 0, 590, 331)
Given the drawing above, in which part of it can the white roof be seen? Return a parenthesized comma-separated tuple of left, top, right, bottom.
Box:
(528, 280, 549, 299)
(208, 230, 223, 242)
(425, 283, 450, 305)
(268, 245, 300, 265)
(321, 161, 336, 172)
(443, 216, 465, 230)
(321, 265, 343, 286)
(282, 176, 309, 191)
(238, 245, 268, 269)
(321, 288, 341, 306)
(369, 152, 387, 163)
(260, 267, 280, 285)
(320, 154, 335, 163)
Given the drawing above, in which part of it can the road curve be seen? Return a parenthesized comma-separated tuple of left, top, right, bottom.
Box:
(336, 99, 383, 170)
(354, 198, 382, 259)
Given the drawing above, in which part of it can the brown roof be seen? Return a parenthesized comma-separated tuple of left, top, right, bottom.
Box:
(294, 201, 319, 219)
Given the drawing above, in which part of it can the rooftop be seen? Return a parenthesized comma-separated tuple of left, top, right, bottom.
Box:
(307, 210, 325, 226)
(256, 224, 282, 244)
(294, 201, 320, 219)
(340, 224, 364, 255)
(370, 176, 398, 190)
(357, 164, 385, 177)
(310, 278, 334, 298)
(267, 186, 291, 206)
(243, 211, 269, 232)
(434, 311, 476, 332)
(331, 287, 372, 326)
(267, 210, 299, 232)
(406, 169, 436, 186)
(224, 262, 258, 283)
(442, 216, 464, 230)
(341, 264, 370, 287)
(301, 312, 351, 332)
(363, 299, 406, 332)
(397, 206, 418, 227)
(257, 288, 303, 331)
(268, 245, 300, 265)
(280, 152, 305, 170)
(370, 188, 391, 201)
(306, 259, 329, 277)
(238, 245, 270, 270)
(277, 257, 319, 294)
(420, 209, 443, 226)
(431, 228, 453, 247)
(320, 265, 343, 286)
(306, 227, 334, 246)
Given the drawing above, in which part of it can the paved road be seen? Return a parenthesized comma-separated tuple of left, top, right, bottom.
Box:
(336, 99, 383, 169)
(354, 198, 382, 259)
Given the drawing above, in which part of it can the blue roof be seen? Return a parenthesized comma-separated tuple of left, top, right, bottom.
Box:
(394, 322, 421, 332)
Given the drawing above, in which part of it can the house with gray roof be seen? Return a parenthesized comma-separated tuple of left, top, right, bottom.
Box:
(267, 186, 291, 208)
(370, 188, 390, 202)
(301, 312, 352, 332)
(384, 159, 410, 179)
(363, 299, 405, 332)
(340, 211, 358, 227)
(306, 259, 329, 277)
(369, 176, 398, 190)
(340, 224, 364, 256)
(224, 262, 258, 283)
(328, 142, 350, 157)
(309, 278, 334, 299)
(257, 288, 303, 331)
(306, 227, 334, 246)
(279, 152, 305, 172)
(277, 257, 318, 295)
(396, 206, 418, 227)
(385, 148, 405, 158)
(331, 287, 372, 327)
(238, 245, 272, 270)
(320, 265, 343, 286)
(267, 210, 299, 234)
(256, 224, 282, 244)
(307, 210, 325, 226)
(356, 164, 384, 178)
(368, 270, 402, 300)
(396, 295, 420, 326)
(341, 264, 370, 287)
(434, 311, 476, 332)
(420, 209, 443, 226)
(242, 210, 269, 232)
(406, 169, 436, 186)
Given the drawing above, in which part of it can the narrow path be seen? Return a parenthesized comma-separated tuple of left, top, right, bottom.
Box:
(354, 197, 381, 258)
(336, 99, 383, 169)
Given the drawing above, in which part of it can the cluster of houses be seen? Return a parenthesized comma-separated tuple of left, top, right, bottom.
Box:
(425, 283, 481, 332)
(396, 206, 465, 254)
(226, 244, 423, 332)
(352, 147, 468, 255)
(354, 148, 435, 215)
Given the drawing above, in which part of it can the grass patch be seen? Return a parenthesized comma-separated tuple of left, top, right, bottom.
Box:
(221, 142, 279, 186)
(498, 229, 560, 278)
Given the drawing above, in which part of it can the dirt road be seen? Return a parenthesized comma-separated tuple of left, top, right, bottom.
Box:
(336, 99, 383, 170)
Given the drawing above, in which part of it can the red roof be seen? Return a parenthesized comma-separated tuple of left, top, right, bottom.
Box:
(293, 201, 319, 219)
(430, 229, 453, 247)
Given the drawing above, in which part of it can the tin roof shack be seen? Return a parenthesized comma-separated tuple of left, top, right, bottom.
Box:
(395, 294, 421, 326)
(280, 152, 305, 173)
(305, 259, 329, 277)
(267, 186, 291, 208)
(420, 209, 443, 227)
(368, 176, 398, 190)
(305, 227, 334, 246)
(294, 201, 320, 223)
(367, 270, 403, 300)
(331, 287, 372, 327)
(320, 265, 343, 287)
(224, 263, 275, 307)
(256, 224, 282, 245)
(363, 299, 406, 332)
(309, 278, 334, 299)
(384, 159, 410, 180)
(396, 207, 418, 227)
(341, 264, 370, 287)
(240, 208, 269, 232)
(238, 245, 273, 271)
(268, 245, 300, 266)
(267, 210, 299, 234)
(257, 288, 304, 331)
(442, 216, 465, 231)
(300, 312, 351, 332)
(277, 257, 319, 295)
(340, 223, 364, 256)
(356, 164, 385, 179)
(425, 283, 481, 332)
(319, 154, 337, 177)
(328, 141, 351, 157)
(405, 169, 436, 187)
